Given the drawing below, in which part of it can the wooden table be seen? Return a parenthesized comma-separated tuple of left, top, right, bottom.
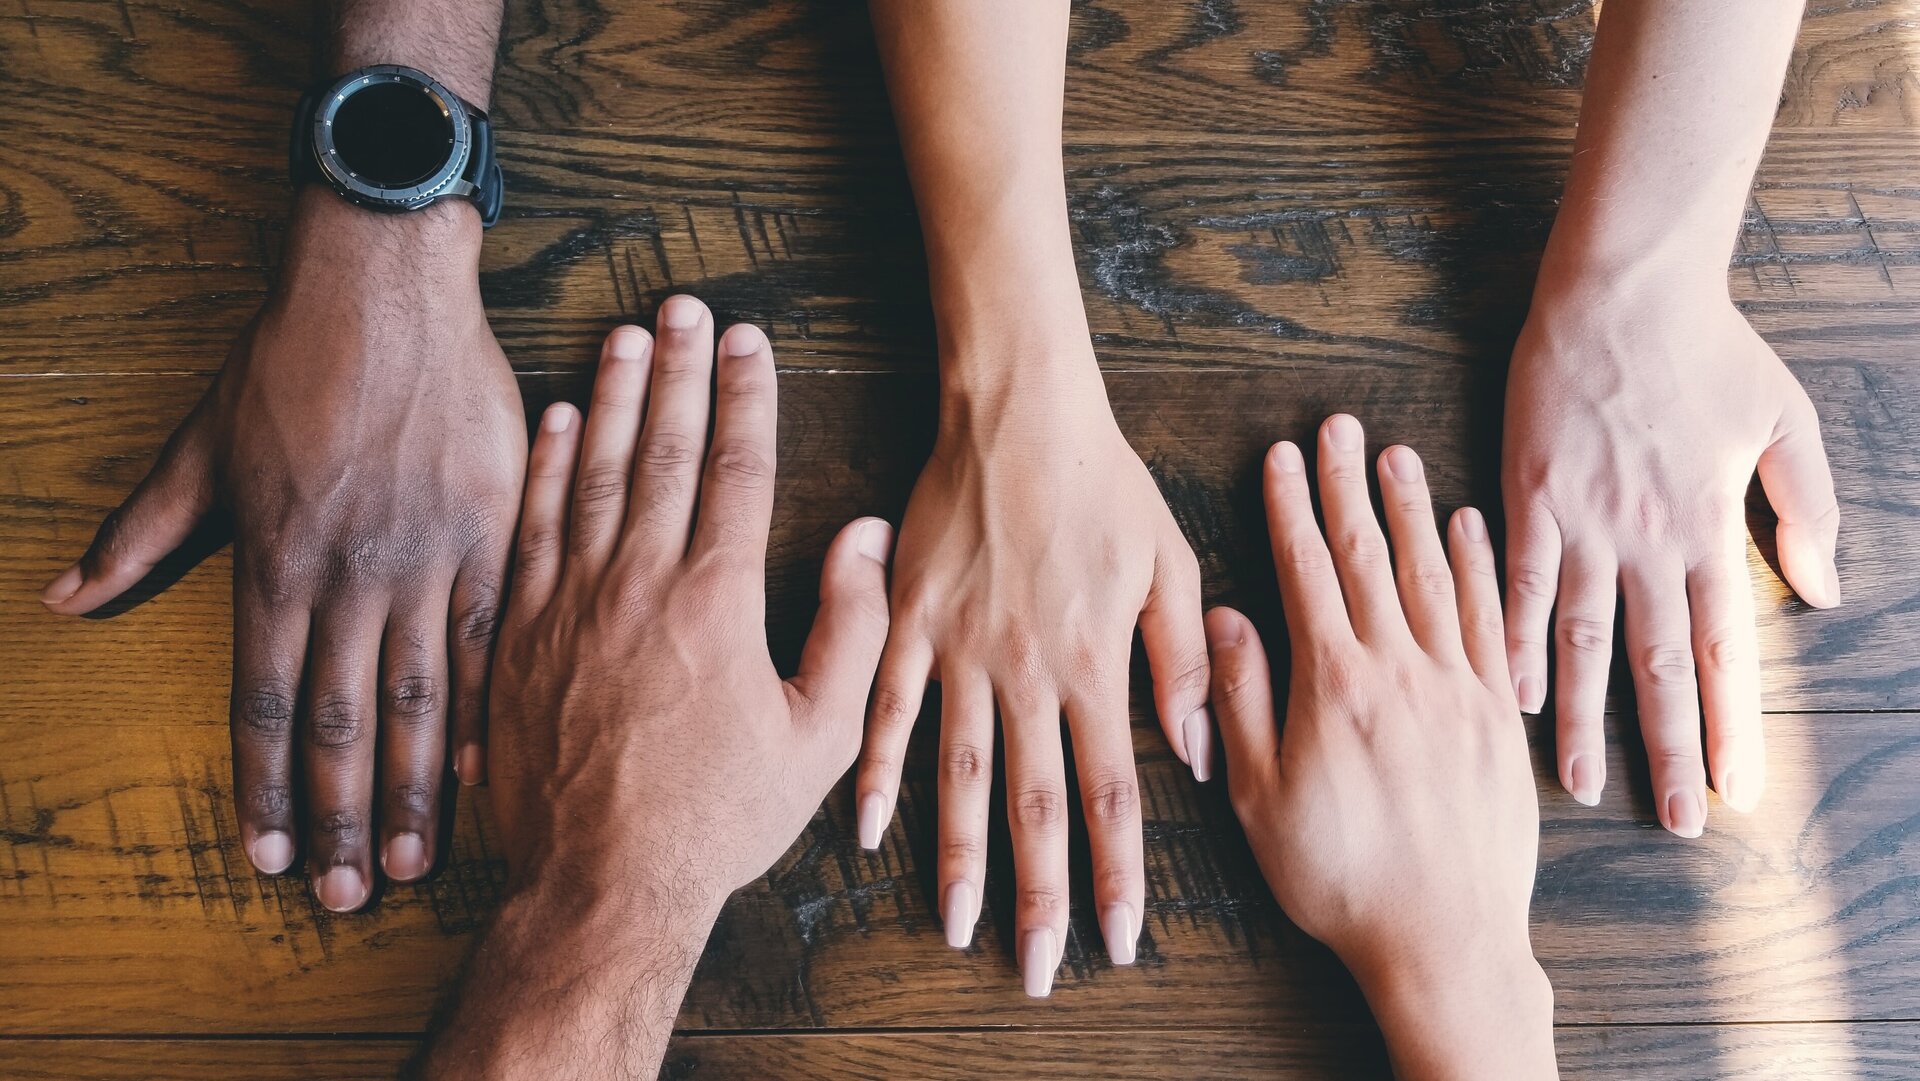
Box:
(3, 1, 1918, 1076)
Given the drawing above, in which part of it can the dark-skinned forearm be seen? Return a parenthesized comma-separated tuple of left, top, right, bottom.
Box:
(326, 0, 502, 107)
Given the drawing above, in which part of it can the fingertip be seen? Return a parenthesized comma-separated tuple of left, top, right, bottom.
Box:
(1322, 413, 1362, 451)
(852, 516, 894, 565)
(659, 294, 708, 331)
(721, 322, 768, 358)
(857, 790, 888, 850)
(455, 743, 486, 787)
(1380, 444, 1422, 483)
(1266, 440, 1304, 476)
(538, 401, 577, 435)
(1515, 674, 1545, 715)
(1562, 753, 1603, 807)
(1451, 506, 1489, 544)
(40, 563, 83, 608)
(603, 324, 652, 362)
(1204, 605, 1252, 650)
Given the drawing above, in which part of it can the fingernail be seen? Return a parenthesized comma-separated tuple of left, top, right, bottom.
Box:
(943, 881, 976, 949)
(1458, 506, 1487, 542)
(315, 866, 368, 913)
(1184, 708, 1212, 783)
(249, 831, 293, 875)
(540, 403, 573, 433)
(857, 519, 893, 563)
(661, 295, 703, 330)
(1326, 413, 1361, 450)
(607, 325, 650, 361)
(1101, 902, 1138, 965)
(1566, 754, 1602, 807)
(383, 832, 428, 881)
(724, 323, 766, 357)
(857, 792, 887, 850)
(1270, 441, 1303, 474)
(1021, 928, 1058, 998)
(1385, 445, 1421, 482)
(1516, 675, 1543, 714)
(456, 744, 485, 786)
(41, 563, 82, 606)
(1818, 563, 1842, 609)
(1719, 769, 1760, 814)
(1664, 789, 1705, 839)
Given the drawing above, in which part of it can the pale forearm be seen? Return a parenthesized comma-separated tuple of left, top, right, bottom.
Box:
(1353, 938, 1558, 1081)
(418, 876, 718, 1081)
(1543, 0, 1804, 287)
(869, 0, 1095, 398)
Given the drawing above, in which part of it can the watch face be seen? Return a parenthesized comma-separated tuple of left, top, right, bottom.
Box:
(331, 80, 455, 187)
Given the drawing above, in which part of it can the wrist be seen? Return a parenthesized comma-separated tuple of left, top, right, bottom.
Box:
(1535, 208, 1732, 303)
(1348, 933, 1556, 1080)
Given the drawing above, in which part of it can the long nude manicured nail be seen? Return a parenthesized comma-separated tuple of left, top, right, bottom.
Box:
(384, 833, 428, 881)
(315, 866, 368, 913)
(857, 792, 887, 850)
(1021, 928, 1058, 998)
(1664, 789, 1706, 839)
(943, 881, 976, 949)
(249, 831, 293, 875)
(456, 744, 485, 786)
(41, 563, 82, 606)
(1184, 708, 1212, 783)
(1566, 754, 1602, 807)
(1101, 903, 1138, 966)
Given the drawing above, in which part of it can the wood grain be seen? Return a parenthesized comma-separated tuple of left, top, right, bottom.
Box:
(5, 0, 1918, 1073)
(2, 1022, 1919, 1080)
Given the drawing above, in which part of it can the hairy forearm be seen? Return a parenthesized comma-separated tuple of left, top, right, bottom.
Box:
(417, 874, 719, 1081)
(869, 0, 1097, 399)
(1351, 936, 1558, 1081)
(326, 0, 503, 106)
(1543, 0, 1804, 289)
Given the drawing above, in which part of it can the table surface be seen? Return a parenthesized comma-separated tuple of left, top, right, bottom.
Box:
(3, 1, 1919, 1077)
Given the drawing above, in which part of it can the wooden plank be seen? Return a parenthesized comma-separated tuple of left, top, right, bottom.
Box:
(2, 2, 1916, 375)
(4, 1023, 1920, 1080)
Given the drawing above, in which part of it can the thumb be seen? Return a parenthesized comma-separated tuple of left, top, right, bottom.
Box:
(786, 518, 894, 770)
(42, 402, 216, 615)
(1756, 389, 1841, 609)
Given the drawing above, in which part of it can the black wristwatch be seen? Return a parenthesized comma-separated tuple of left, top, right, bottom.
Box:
(290, 64, 504, 227)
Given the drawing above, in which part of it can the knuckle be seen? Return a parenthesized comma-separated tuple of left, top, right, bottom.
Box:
(940, 837, 983, 868)
(1018, 885, 1067, 919)
(242, 782, 292, 820)
(869, 687, 922, 729)
(1162, 647, 1212, 698)
(517, 525, 563, 564)
(941, 743, 992, 788)
(455, 585, 503, 648)
(1214, 661, 1268, 716)
(384, 673, 441, 720)
(1332, 527, 1387, 568)
(1277, 540, 1332, 577)
(1313, 648, 1366, 703)
(1509, 564, 1556, 602)
(1556, 616, 1612, 656)
(1011, 785, 1067, 834)
(1083, 776, 1139, 825)
(309, 694, 370, 749)
(572, 467, 630, 512)
(1094, 865, 1139, 901)
(1700, 631, 1744, 672)
(236, 684, 296, 739)
(706, 442, 772, 488)
(1637, 644, 1696, 688)
(313, 810, 367, 847)
(636, 433, 702, 477)
(1406, 561, 1453, 598)
(389, 780, 437, 816)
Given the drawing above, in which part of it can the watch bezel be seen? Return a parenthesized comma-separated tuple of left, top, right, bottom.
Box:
(311, 63, 473, 212)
